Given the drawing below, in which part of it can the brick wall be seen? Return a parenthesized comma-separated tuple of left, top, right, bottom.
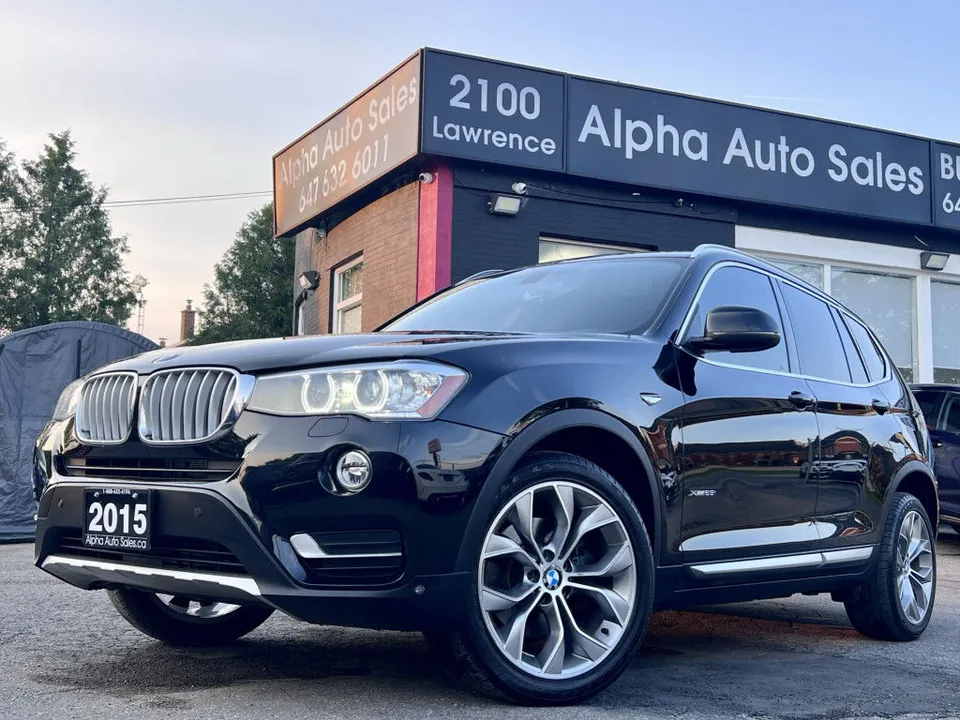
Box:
(295, 181, 420, 335)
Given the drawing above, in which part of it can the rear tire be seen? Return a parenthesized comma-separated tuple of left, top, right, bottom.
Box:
(432, 451, 654, 705)
(109, 588, 274, 646)
(844, 493, 936, 641)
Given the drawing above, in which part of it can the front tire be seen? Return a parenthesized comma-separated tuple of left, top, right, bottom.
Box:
(109, 588, 274, 646)
(432, 452, 654, 705)
(844, 492, 936, 641)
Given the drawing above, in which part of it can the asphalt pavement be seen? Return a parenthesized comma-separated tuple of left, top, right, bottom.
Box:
(2, 532, 959, 720)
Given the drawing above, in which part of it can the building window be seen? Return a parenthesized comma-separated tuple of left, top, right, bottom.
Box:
(932, 280, 960, 384)
(538, 237, 646, 263)
(332, 257, 363, 334)
(764, 258, 824, 290)
(830, 266, 916, 382)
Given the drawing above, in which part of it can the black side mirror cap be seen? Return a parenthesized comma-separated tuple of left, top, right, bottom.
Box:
(685, 305, 781, 354)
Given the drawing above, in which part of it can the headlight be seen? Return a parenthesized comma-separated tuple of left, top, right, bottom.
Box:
(52, 379, 85, 421)
(247, 361, 468, 419)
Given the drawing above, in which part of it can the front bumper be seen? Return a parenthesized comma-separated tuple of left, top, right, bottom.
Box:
(35, 414, 506, 631)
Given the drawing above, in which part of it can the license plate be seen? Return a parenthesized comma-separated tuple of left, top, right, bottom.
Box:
(83, 488, 152, 551)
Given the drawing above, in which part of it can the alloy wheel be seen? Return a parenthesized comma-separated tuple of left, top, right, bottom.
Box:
(896, 509, 934, 625)
(478, 480, 637, 679)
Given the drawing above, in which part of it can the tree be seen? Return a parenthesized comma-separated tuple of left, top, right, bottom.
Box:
(190, 203, 293, 345)
(0, 131, 143, 335)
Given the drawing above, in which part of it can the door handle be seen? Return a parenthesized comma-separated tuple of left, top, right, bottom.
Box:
(788, 390, 816, 409)
(871, 398, 891, 415)
(933, 439, 944, 448)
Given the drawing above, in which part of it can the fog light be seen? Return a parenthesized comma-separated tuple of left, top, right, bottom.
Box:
(335, 450, 372, 493)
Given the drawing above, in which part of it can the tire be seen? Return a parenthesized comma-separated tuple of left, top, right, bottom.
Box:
(430, 451, 654, 705)
(844, 492, 936, 641)
(108, 588, 274, 646)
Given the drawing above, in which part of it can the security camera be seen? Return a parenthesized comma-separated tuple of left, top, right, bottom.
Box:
(511, 182, 527, 195)
(419, 172, 434, 184)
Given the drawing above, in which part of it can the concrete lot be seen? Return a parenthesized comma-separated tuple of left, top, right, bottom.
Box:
(2, 533, 958, 720)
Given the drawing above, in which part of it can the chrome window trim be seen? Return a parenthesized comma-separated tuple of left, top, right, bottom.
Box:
(676, 260, 894, 389)
(137, 367, 256, 446)
(74, 371, 139, 446)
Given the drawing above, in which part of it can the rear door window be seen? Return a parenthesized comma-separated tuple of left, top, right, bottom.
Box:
(843, 315, 887, 382)
(779, 283, 851, 383)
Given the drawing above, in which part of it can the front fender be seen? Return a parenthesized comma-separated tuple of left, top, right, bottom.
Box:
(453, 407, 665, 573)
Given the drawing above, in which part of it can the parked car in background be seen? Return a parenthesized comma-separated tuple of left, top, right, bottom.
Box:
(34, 245, 938, 705)
(909, 384, 960, 533)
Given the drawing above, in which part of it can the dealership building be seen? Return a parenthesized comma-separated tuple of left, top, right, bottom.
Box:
(274, 48, 960, 385)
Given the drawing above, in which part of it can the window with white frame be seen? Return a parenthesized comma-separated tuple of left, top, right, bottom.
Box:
(830, 266, 917, 383)
(538, 237, 647, 263)
(332, 257, 363, 334)
(764, 258, 824, 290)
(932, 280, 960, 384)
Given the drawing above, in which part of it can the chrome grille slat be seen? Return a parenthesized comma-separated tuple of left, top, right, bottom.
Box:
(183, 371, 202, 439)
(170, 372, 189, 441)
(138, 368, 247, 445)
(195, 372, 215, 436)
(207, 373, 229, 437)
(75, 372, 138, 445)
(107, 375, 121, 439)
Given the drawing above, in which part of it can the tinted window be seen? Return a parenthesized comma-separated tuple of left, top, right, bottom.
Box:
(844, 315, 887, 381)
(833, 307, 868, 384)
(912, 390, 945, 428)
(686, 266, 788, 372)
(384, 258, 688, 334)
(780, 283, 850, 382)
(944, 397, 960, 433)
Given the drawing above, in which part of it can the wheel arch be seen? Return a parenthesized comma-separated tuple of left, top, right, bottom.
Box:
(455, 408, 666, 572)
(888, 460, 939, 533)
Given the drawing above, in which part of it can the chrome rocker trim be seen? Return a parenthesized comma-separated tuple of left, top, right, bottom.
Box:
(689, 546, 874, 578)
(41, 555, 262, 602)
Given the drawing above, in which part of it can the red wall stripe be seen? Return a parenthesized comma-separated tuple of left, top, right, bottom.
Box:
(416, 164, 453, 300)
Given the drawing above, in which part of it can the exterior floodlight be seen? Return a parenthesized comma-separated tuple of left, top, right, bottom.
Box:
(488, 194, 522, 216)
(920, 251, 949, 271)
(298, 271, 320, 290)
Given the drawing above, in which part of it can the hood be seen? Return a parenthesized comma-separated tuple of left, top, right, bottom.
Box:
(94, 331, 546, 375)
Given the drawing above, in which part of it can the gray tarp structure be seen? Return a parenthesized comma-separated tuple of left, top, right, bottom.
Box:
(0, 321, 158, 541)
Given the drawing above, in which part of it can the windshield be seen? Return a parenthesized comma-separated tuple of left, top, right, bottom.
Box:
(383, 256, 689, 335)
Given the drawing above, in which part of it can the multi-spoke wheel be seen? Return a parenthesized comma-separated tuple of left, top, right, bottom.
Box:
(430, 452, 653, 705)
(895, 510, 934, 625)
(108, 588, 274, 646)
(844, 492, 936, 641)
(479, 481, 637, 679)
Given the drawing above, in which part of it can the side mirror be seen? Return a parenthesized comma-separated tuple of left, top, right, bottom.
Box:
(685, 305, 781, 354)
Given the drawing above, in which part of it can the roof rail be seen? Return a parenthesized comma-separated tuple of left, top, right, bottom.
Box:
(690, 243, 757, 259)
(456, 269, 505, 285)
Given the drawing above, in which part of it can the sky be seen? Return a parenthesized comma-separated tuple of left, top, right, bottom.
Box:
(1, 0, 957, 343)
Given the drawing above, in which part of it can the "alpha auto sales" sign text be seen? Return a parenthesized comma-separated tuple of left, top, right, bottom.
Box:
(274, 49, 960, 234)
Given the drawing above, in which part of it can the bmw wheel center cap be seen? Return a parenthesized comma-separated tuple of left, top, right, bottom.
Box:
(543, 566, 563, 590)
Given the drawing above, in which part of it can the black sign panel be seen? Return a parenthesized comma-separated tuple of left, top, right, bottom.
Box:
(933, 142, 960, 231)
(567, 77, 932, 226)
(421, 50, 564, 172)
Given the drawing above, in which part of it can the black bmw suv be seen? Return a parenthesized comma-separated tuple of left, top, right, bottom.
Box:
(34, 245, 938, 705)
